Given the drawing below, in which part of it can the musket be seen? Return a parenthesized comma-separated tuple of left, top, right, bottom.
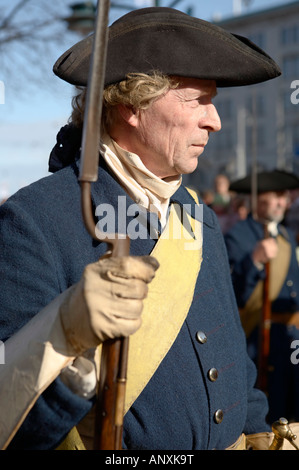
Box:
(249, 90, 271, 393)
(79, 0, 130, 450)
(257, 224, 271, 393)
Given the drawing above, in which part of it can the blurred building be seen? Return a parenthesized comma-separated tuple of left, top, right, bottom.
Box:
(185, 0, 299, 191)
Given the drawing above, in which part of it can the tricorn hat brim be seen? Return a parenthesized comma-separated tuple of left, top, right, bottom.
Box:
(53, 7, 281, 88)
(229, 170, 299, 194)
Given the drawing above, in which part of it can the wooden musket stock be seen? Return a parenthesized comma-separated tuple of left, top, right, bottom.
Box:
(79, 0, 130, 450)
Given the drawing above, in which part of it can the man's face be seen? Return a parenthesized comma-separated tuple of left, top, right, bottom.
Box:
(131, 78, 221, 179)
(257, 191, 290, 223)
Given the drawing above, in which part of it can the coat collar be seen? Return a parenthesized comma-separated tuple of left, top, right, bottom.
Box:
(75, 158, 216, 230)
(171, 185, 217, 229)
(246, 213, 289, 240)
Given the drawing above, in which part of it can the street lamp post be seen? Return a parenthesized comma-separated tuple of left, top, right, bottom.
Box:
(65, 2, 97, 34)
(64, 1, 193, 34)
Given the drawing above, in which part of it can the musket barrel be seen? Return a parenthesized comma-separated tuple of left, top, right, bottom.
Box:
(79, 0, 110, 184)
(78, 0, 131, 450)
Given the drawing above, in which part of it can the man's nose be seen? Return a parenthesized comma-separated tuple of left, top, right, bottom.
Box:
(203, 104, 222, 133)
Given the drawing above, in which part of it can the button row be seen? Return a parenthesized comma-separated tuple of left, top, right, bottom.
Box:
(286, 279, 297, 298)
(196, 331, 223, 423)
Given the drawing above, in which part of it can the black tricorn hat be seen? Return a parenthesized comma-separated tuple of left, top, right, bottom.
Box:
(229, 170, 299, 194)
(53, 7, 281, 88)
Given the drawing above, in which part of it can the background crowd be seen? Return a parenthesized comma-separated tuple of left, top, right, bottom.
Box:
(200, 173, 299, 249)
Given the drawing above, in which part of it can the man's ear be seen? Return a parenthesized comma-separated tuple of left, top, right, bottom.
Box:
(117, 104, 139, 127)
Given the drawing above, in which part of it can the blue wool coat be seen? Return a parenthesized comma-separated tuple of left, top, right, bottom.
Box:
(0, 160, 269, 450)
(225, 215, 299, 422)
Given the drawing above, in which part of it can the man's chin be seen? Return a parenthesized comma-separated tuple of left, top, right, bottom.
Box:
(180, 160, 200, 175)
(267, 213, 284, 224)
(273, 215, 284, 223)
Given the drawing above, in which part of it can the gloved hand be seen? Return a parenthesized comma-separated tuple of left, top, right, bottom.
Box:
(252, 238, 278, 265)
(58, 255, 159, 355)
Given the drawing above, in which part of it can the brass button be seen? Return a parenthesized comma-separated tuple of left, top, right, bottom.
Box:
(214, 409, 224, 424)
(208, 368, 219, 382)
(196, 331, 207, 344)
(287, 280, 293, 287)
(290, 291, 297, 298)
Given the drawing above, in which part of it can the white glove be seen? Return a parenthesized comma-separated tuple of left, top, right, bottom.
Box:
(58, 255, 159, 355)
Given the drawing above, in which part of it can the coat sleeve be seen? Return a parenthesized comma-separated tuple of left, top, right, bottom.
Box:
(0, 199, 93, 449)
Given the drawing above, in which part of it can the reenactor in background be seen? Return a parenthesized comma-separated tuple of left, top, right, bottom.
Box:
(225, 170, 299, 424)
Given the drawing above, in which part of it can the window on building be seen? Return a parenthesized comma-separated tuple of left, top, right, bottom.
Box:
(213, 128, 233, 151)
(248, 32, 266, 49)
(214, 99, 233, 120)
(282, 55, 299, 78)
(246, 125, 266, 151)
(291, 124, 299, 157)
(246, 94, 266, 117)
(281, 24, 299, 45)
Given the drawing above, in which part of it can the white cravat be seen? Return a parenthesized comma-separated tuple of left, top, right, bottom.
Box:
(267, 221, 278, 237)
(101, 134, 182, 228)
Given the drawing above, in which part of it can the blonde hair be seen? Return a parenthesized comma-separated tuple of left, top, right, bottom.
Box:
(70, 72, 178, 133)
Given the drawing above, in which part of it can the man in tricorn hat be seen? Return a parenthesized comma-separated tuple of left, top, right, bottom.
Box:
(0, 8, 295, 450)
(225, 169, 299, 424)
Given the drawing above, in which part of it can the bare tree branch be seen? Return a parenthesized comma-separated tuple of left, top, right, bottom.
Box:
(0, 0, 83, 96)
(0, 1, 187, 99)
(0, 0, 32, 30)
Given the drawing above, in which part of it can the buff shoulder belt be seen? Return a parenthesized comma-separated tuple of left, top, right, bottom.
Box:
(59, 192, 203, 449)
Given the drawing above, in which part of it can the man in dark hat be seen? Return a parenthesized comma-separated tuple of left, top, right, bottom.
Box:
(0, 8, 291, 450)
(225, 169, 299, 424)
